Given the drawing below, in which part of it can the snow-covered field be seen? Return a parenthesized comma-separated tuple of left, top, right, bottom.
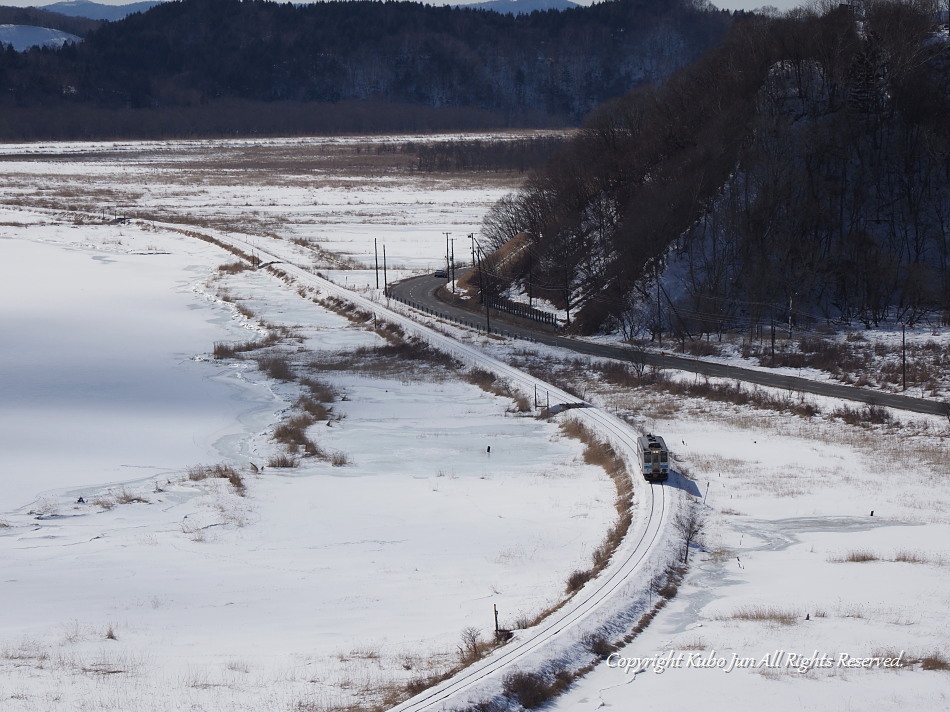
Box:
(1, 136, 948, 711)
(542, 378, 950, 711)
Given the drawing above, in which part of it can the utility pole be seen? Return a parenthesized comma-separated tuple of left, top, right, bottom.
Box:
(476, 246, 490, 333)
(383, 244, 388, 297)
(469, 233, 475, 272)
(444, 231, 451, 288)
(374, 237, 379, 290)
(902, 323, 907, 391)
(564, 263, 571, 327)
(770, 317, 776, 366)
(450, 238, 456, 294)
(788, 294, 793, 338)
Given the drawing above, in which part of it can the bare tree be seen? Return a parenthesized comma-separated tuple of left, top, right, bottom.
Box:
(459, 626, 482, 663)
(675, 504, 707, 565)
(481, 193, 525, 251)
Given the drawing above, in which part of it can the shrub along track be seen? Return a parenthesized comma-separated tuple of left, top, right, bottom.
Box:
(152, 219, 680, 710)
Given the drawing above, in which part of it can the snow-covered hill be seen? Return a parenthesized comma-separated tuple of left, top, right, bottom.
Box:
(0, 23, 80, 50)
(38, 0, 160, 22)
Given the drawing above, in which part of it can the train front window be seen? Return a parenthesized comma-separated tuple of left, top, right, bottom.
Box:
(660, 452, 668, 463)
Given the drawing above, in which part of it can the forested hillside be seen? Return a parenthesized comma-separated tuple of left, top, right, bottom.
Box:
(481, 0, 950, 335)
(0, 6, 102, 36)
(0, 0, 731, 138)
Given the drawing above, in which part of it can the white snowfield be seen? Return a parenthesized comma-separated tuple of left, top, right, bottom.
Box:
(169, 222, 683, 710)
(3, 136, 948, 712)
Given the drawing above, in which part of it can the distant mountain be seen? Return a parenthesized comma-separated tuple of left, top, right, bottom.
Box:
(0, 5, 101, 36)
(0, 23, 80, 50)
(39, 1, 161, 22)
(457, 0, 580, 14)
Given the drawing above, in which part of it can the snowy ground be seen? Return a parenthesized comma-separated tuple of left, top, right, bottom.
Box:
(1, 136, 949, 710)
(542, 404, 950, 711)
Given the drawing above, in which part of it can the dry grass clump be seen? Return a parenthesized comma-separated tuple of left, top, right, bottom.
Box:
(254, 354, 295, 381)
(829, 549, 880, 563)
(593, 361, 822, 419)
(596, 361, 644, 388)
(317, 294, 392, 333)
(217, 260, 250, 274)
(213, 334, 278, 359)
(188, 463, 246, 495)
(775, 336, 863, 373)
(266, 454, 299, 468)
(651, 561, 685, 599)
(466, 367, 497, 390)
(311, 335, 456, 381)
(830, 549, 945, 565)
(665, 377, 820, 418)
(330, 451, 350, 467)
(273, 414, 323, 456)
(295, 395, 331, 421)
(300, 376, 339, 403)
(404, 669, 457, 699)
(918, 651, 950, 671)
(728, 605, 799, 626)
(565, 569, 593, 594)
(511, 393, 532, 412)
(557, 418, 633, 592)
(591, 513, 633, 569)
(832, 403, 895, 427)
(356, 337, 457, 369)
(582, 632, 616, 658)
(465, 367, 532, 413)
(502, 669, 571, 710)
(90, 488, 150, 509)
(263, 373, 346, 465)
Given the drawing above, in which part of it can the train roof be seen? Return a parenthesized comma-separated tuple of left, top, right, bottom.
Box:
(638, 433, 667, 450)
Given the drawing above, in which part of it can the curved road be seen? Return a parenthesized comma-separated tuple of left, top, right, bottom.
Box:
(391, 274, 950, 418)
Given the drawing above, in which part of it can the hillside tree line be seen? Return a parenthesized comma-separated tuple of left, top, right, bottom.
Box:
(0, 0, 731, 138)
(480, 0, 950, 334)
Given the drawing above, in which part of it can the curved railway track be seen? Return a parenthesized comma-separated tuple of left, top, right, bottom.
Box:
(390, 481, 667, 712)
(175, 226, 678, 711)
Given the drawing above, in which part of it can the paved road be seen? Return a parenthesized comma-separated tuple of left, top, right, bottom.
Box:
(390, 275, 950, 418)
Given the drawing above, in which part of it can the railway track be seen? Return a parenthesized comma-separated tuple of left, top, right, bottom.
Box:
(173, 225, 679, 711)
